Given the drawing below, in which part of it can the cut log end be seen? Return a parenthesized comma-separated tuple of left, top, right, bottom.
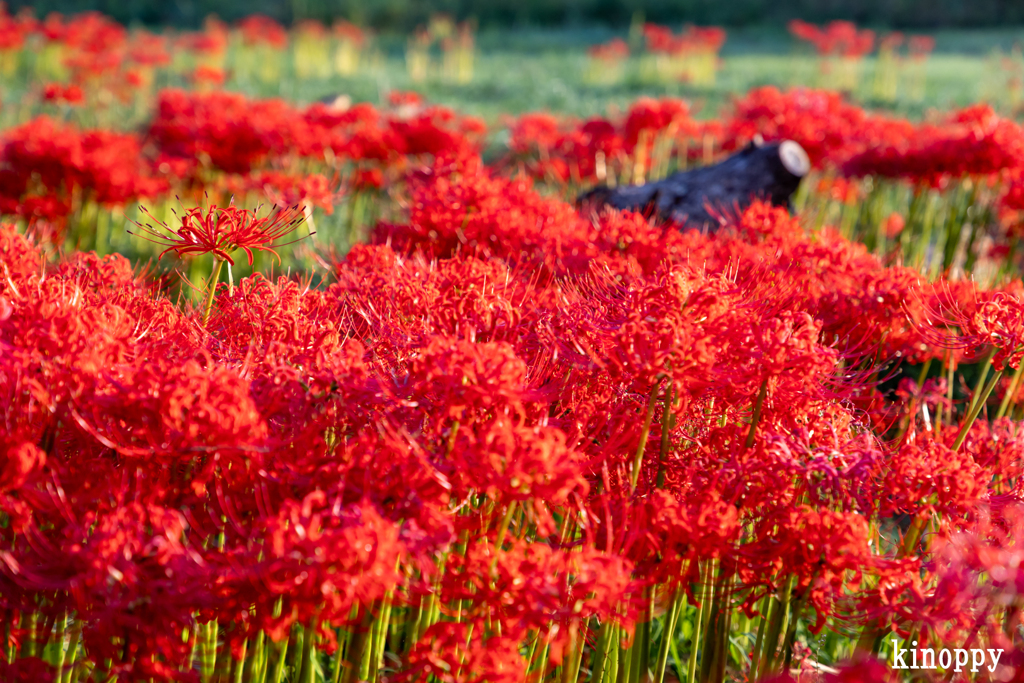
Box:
(779, 140, 811, 178)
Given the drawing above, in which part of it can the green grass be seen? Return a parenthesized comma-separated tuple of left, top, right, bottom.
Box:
(2, 26, 1024, 136)
(242, 26, 1024, 123)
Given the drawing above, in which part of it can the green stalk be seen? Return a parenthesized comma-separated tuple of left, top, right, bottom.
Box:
(22, 610, 38, 658)
(212, 622, 231, 681)
(182, 625, 196, 675)
(745, 380, 769, 449)
(525, 630, 542, 676)
(780, 587, 808, 672)
(60, 621, 81, 683)
(748, 594, 771, 680)
(493, 502, 517, 555)
(997, 356, 1024, 419)
(535, 642, 551, 683)
(4, 612, 12, 664)
(699, 567, 729, 683)
(199, 620, 217, 682)
(758, 576, 794, 679)
(331, 627, 349, 683)
(617, 635, 632, 683)
(914, 191, 937, 272)
(953, 367, 1003, 451)
(372, 595, 395, 680)
(231, 638, 248, 683)
(631, 382, 661, 492)
(94, 208, 111, 256)
(628, 623, 644, 683)
(632, 590, 654, 683)
(590, 621, 615, 683)
(607, 627, 620, 683)
(406, 595, 426, 655)
(669, 630, 685, 683)
(202, 257, 225, 325)
(52, 611, 67, 678)
(656, 382, 675, 489)
(269, 627, 291, 683)
(292, 622, 314, 683)
(242, 631, 264, 683)
(687, 561, 714, 683)
(655, 589, 684, 683)
(561, 619, 589, 683)
(965, 347, 998, 418)
(342, 607, 374, 683)
(711, 580, 735, 683)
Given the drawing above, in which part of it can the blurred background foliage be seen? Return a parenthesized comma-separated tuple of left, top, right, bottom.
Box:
(9, 0, 1024, 30)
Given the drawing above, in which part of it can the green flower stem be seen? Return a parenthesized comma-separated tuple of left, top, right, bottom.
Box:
(997, 358, 1024, 420)
(242, 631, 263, 683)
(748, 594, 771, 679)
(52, 612, 67, 681)
(60, 621, 81, 683)
(231, 638, 248, 683)
(590, 621, 615, 683)
(269, 627, 290, 683)
(657, 382, 675, 489)
(631, 382, 661, 493)
(953, 367, 1003, 451)
(655, 589, 684, 683)
(759, 575, 794, 679)
(298, 619, 317, 683)
(202, 257, 225, 325)
(745, 379, 769, 449)
(965, 347, 998, 418)
(687, 560, 714, 683)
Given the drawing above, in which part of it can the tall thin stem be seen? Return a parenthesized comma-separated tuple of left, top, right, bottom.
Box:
(745, 379, 769, 449)
(953, 368, 1003, 451)
(202, 257, 225, 325)
(997, 358, 1024, 420)
(631, 382, 662, 493)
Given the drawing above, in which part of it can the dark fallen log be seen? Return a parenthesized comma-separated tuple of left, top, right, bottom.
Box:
(579, 139, 811, 229)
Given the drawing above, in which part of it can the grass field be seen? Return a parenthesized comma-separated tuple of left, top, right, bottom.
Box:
(3, 26, 1024, 134)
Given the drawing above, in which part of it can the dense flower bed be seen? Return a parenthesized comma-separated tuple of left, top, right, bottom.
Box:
(2, 8, 1024, 683)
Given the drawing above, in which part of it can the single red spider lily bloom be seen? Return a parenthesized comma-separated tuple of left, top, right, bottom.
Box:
(130, 202, 309, 265)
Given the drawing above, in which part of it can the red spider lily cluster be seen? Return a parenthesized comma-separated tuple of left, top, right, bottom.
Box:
(0, 6, 377, 117)
(500, 87, 1024, 196)
(788, 20, 876, 58)
(639, 23, 726, 85)
(4, 10, 1024, 683)
(0, 6, 172, 105)
(588, 38, 630, 63)
(4, 109, 1024, 680)
(0, 89, 484, 236)
(0, 116, 167, 227)
(642, 24, 727, 59)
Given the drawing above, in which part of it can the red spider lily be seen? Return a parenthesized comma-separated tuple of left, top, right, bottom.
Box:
(333, 19, 366, 45)
(842, 104, 1024, 186)
(643, 23, 726, 56)
(788, 19, 875, 58)
(588, 38, 630, 62)
(42, 82, 84, 105)
(190, 64, 226, 87)
(909, 35, 936, 59)
(237, 14, 288, 48)
(0, 117, 167, 229)
(130, 202, 308, 265)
